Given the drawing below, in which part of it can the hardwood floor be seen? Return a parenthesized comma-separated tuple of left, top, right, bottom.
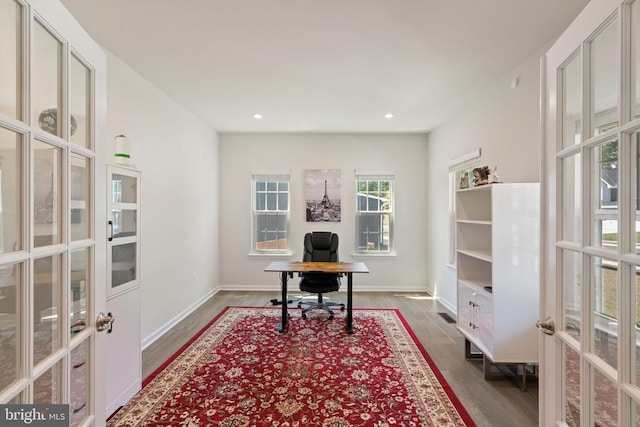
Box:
(141, 291, 538, 427)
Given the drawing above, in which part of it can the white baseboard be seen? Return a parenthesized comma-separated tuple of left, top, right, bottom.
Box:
(217, 284, 431, 293)
(141, 288, 219, 350)
(142, 286, 436, 350)
(437, 295, 457, 316)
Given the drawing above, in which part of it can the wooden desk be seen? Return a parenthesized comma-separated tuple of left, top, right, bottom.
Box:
(264, 261, 369, 334)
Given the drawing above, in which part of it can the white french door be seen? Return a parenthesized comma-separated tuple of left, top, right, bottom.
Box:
(0, 0, 107, 425)
(542, 0, 640, 425)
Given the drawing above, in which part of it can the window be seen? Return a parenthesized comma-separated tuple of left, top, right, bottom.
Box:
(355, 171, 394, 254)
(448, 149, 481, 266)
(251, 172, 290, 253)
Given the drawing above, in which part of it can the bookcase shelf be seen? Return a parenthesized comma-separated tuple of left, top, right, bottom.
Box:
(455, 183, 540, 366)
(457, 248, 493, 263)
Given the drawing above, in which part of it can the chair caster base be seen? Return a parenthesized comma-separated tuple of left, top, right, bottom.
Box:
(301, 309, 334, 320)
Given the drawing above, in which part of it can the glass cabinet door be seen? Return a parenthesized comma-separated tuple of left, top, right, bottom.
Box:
(107, 166, 140, 297)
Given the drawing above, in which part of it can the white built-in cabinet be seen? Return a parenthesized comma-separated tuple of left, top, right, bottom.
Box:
(456, 183, 540, 371)
(106, 165, 142, 416)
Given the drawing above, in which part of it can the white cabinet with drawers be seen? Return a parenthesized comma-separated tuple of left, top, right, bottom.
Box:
(456, 183, 540, 365)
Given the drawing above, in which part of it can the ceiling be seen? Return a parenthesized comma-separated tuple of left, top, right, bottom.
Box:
(59, 0, 589, 133)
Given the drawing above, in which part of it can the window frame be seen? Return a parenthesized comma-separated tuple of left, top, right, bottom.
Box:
(250, 172, 291, 255)
(354, 170, 395, 256)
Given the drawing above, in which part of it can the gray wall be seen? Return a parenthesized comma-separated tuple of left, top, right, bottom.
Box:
(105, 52, 220, 344)
(104, 45, 546, 345)
(218, 133, 429, 292)
(426, 50, 543, 312)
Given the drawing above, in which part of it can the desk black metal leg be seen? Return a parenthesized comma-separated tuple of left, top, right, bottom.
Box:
(346, 272, 353, 333)
(278, 272, 288, 333)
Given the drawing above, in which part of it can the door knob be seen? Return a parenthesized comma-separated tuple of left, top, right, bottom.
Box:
(96, 312, 114, 333)
(536, 316, 555, 336)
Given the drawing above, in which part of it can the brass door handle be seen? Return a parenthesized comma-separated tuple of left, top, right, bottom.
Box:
(96, 312, 114, 333)
(536, 316, 555, 336)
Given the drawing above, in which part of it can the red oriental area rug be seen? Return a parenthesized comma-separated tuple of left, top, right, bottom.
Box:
(107, 307, 476, 427)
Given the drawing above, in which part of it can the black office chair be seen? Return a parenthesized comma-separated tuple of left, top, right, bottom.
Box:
(298, 232, 345, 319)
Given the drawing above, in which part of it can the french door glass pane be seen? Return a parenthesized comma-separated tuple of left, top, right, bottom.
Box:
(633, 265, 640, 386)
(591, 257, 618, 369)
(0, 0, 21, 119)
(69, 54, 90, 148)
(33, 361, 61, 403)
(70, 154, 89, 241)
(563, 250, 582, 341)
(564, 342, 581, 426)
(33, 254, 61, 365)
(592, 366, 617, 426)
(635, 133, 640, 254)
(32, 21, 61, 137)
(563, 52, 582, 148)
(590, 18, 619, 136)
(562, 154, 582, 242)
(34, 140, 61, 247)
(633, 0, 640, 118)
(591, 139, 618, 250)
(70, 341, 88, 426)
(0, 126, 23, 252)
(70, 249, 88, 339)
(0, 262, 22, 394)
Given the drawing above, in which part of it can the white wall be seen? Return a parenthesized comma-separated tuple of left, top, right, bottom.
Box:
(218, 133, 429, 292)
(425, 51, 544, 312)
(103, 43, 546, 341)
(105, 52, 220, 343)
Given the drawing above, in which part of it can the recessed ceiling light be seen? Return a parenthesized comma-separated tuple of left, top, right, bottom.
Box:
(253, 113, 263, 119)
(384, 112, 394, 119)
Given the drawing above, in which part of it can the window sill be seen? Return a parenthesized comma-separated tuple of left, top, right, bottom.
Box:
(351, 251, 397, 258)
(249, 252, 293, 258)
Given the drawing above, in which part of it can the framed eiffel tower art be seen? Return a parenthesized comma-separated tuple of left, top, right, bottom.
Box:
(305, 169, 341, 222)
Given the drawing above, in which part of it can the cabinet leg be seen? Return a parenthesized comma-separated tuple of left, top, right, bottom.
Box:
(482, 355, 537, 392)
(464, 338, 483, 360)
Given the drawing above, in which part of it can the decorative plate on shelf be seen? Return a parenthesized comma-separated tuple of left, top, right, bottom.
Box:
(38, 108, 77, 136)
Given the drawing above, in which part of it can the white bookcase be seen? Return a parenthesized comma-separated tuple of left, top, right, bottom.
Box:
(455, 183, 540, 374)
